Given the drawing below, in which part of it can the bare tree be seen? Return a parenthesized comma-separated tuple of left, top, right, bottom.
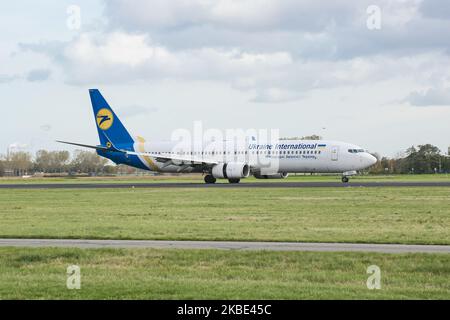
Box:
(35, 150, 70, 173)
(0, 155, 5, 177)
(8, 151, 33, 176)
(70, 150, 108, 174)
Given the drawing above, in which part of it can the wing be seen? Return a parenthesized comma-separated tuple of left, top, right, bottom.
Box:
(56, 140, 219, 166)
(125, 150, 219, 166)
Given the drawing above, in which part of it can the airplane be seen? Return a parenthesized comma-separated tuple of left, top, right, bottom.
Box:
(57, 89, 377, 184)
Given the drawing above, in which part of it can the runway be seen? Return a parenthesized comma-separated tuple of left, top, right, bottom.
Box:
(0, 239, 448, 253)
(1, 181, 450, 189)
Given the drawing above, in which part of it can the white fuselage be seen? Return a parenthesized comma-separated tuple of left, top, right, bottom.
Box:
(132, 139, 377, 175)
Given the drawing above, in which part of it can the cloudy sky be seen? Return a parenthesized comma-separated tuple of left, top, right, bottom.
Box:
(1, 0, 450, 157)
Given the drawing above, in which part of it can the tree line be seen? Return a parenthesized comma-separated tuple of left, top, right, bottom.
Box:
(0, 144, 449, 176)
(0, 150, 119, 176)
(370, 144, 450, 174)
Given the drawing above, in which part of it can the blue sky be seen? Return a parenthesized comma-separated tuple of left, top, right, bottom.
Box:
(1, 0, 450, 157)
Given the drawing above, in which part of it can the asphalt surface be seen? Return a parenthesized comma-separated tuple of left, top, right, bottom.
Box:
(0, 239, 448, 253)
(1, 181, 450, 189)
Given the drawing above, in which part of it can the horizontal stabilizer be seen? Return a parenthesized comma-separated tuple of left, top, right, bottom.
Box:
(56, 140, 123, 153)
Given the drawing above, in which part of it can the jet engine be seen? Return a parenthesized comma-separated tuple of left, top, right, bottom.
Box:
(253, 172, 289, 179)
(211, 162, 250, 179)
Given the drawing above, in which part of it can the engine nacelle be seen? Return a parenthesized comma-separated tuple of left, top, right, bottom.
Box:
(253, 172, 289, 179)
(212, 162, 250, 179)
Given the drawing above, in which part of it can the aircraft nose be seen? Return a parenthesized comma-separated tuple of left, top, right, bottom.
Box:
(367, 154, 377, 166)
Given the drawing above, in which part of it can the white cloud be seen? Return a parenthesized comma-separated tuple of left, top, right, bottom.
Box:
(419, 0, 450, 20)
(0, 74, 19, 83)
(24, 31, 300, 101)
(19, 28, 450, 103)
(405, 87, 450, 106)
(26, 68, 51, 82)
(251, 87, 303, 103)
(12, 1, 450, 104)
(103, 0, 450, 60)
(105, 0, 356, 31)
(1, 69, 52, 83)
(117, 104, 158, 118)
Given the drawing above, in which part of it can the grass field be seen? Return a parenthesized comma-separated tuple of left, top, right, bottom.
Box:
(0, 187, 448, 244)
(0, 247, 448, 299)
(1, 173, 450, 184)
(1, 179, 448, 300)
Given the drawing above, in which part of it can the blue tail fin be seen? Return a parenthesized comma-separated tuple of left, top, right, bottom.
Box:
(89, 89, 134, 149)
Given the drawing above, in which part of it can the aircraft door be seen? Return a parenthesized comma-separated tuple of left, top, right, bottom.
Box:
(331, 146, 339, 161)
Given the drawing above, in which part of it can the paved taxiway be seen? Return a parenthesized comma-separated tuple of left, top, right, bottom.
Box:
(1, 181, 450, 189)
(0, 239, 448, 253)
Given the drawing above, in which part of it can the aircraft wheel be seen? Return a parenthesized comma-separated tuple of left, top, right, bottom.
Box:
(341, 176, 349, 183)
(204, 175, 216, 184)
(228, 178, 240, 184)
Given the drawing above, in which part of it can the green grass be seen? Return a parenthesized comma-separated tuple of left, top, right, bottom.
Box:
(0, 175, 200, 184)
(1, 173, 450, 184)
(0, 187, 449, 244)
(0, 247, 448, 299)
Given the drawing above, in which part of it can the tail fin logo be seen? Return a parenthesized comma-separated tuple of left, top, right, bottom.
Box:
(96, 108, 114, 130)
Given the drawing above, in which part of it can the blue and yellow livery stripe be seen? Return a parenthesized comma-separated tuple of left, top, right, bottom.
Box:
(135, 136, 160, 171)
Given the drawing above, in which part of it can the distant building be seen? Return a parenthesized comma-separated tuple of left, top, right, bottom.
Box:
(3, 169, 14, 177)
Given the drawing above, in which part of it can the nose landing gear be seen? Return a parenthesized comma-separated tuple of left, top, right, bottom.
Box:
(341, 170, 356, 183)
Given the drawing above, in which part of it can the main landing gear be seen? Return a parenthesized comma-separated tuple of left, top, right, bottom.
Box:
(204, 174, 216, 184)
(204, 175, 241, 184)
(341, 176, 349, 183)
